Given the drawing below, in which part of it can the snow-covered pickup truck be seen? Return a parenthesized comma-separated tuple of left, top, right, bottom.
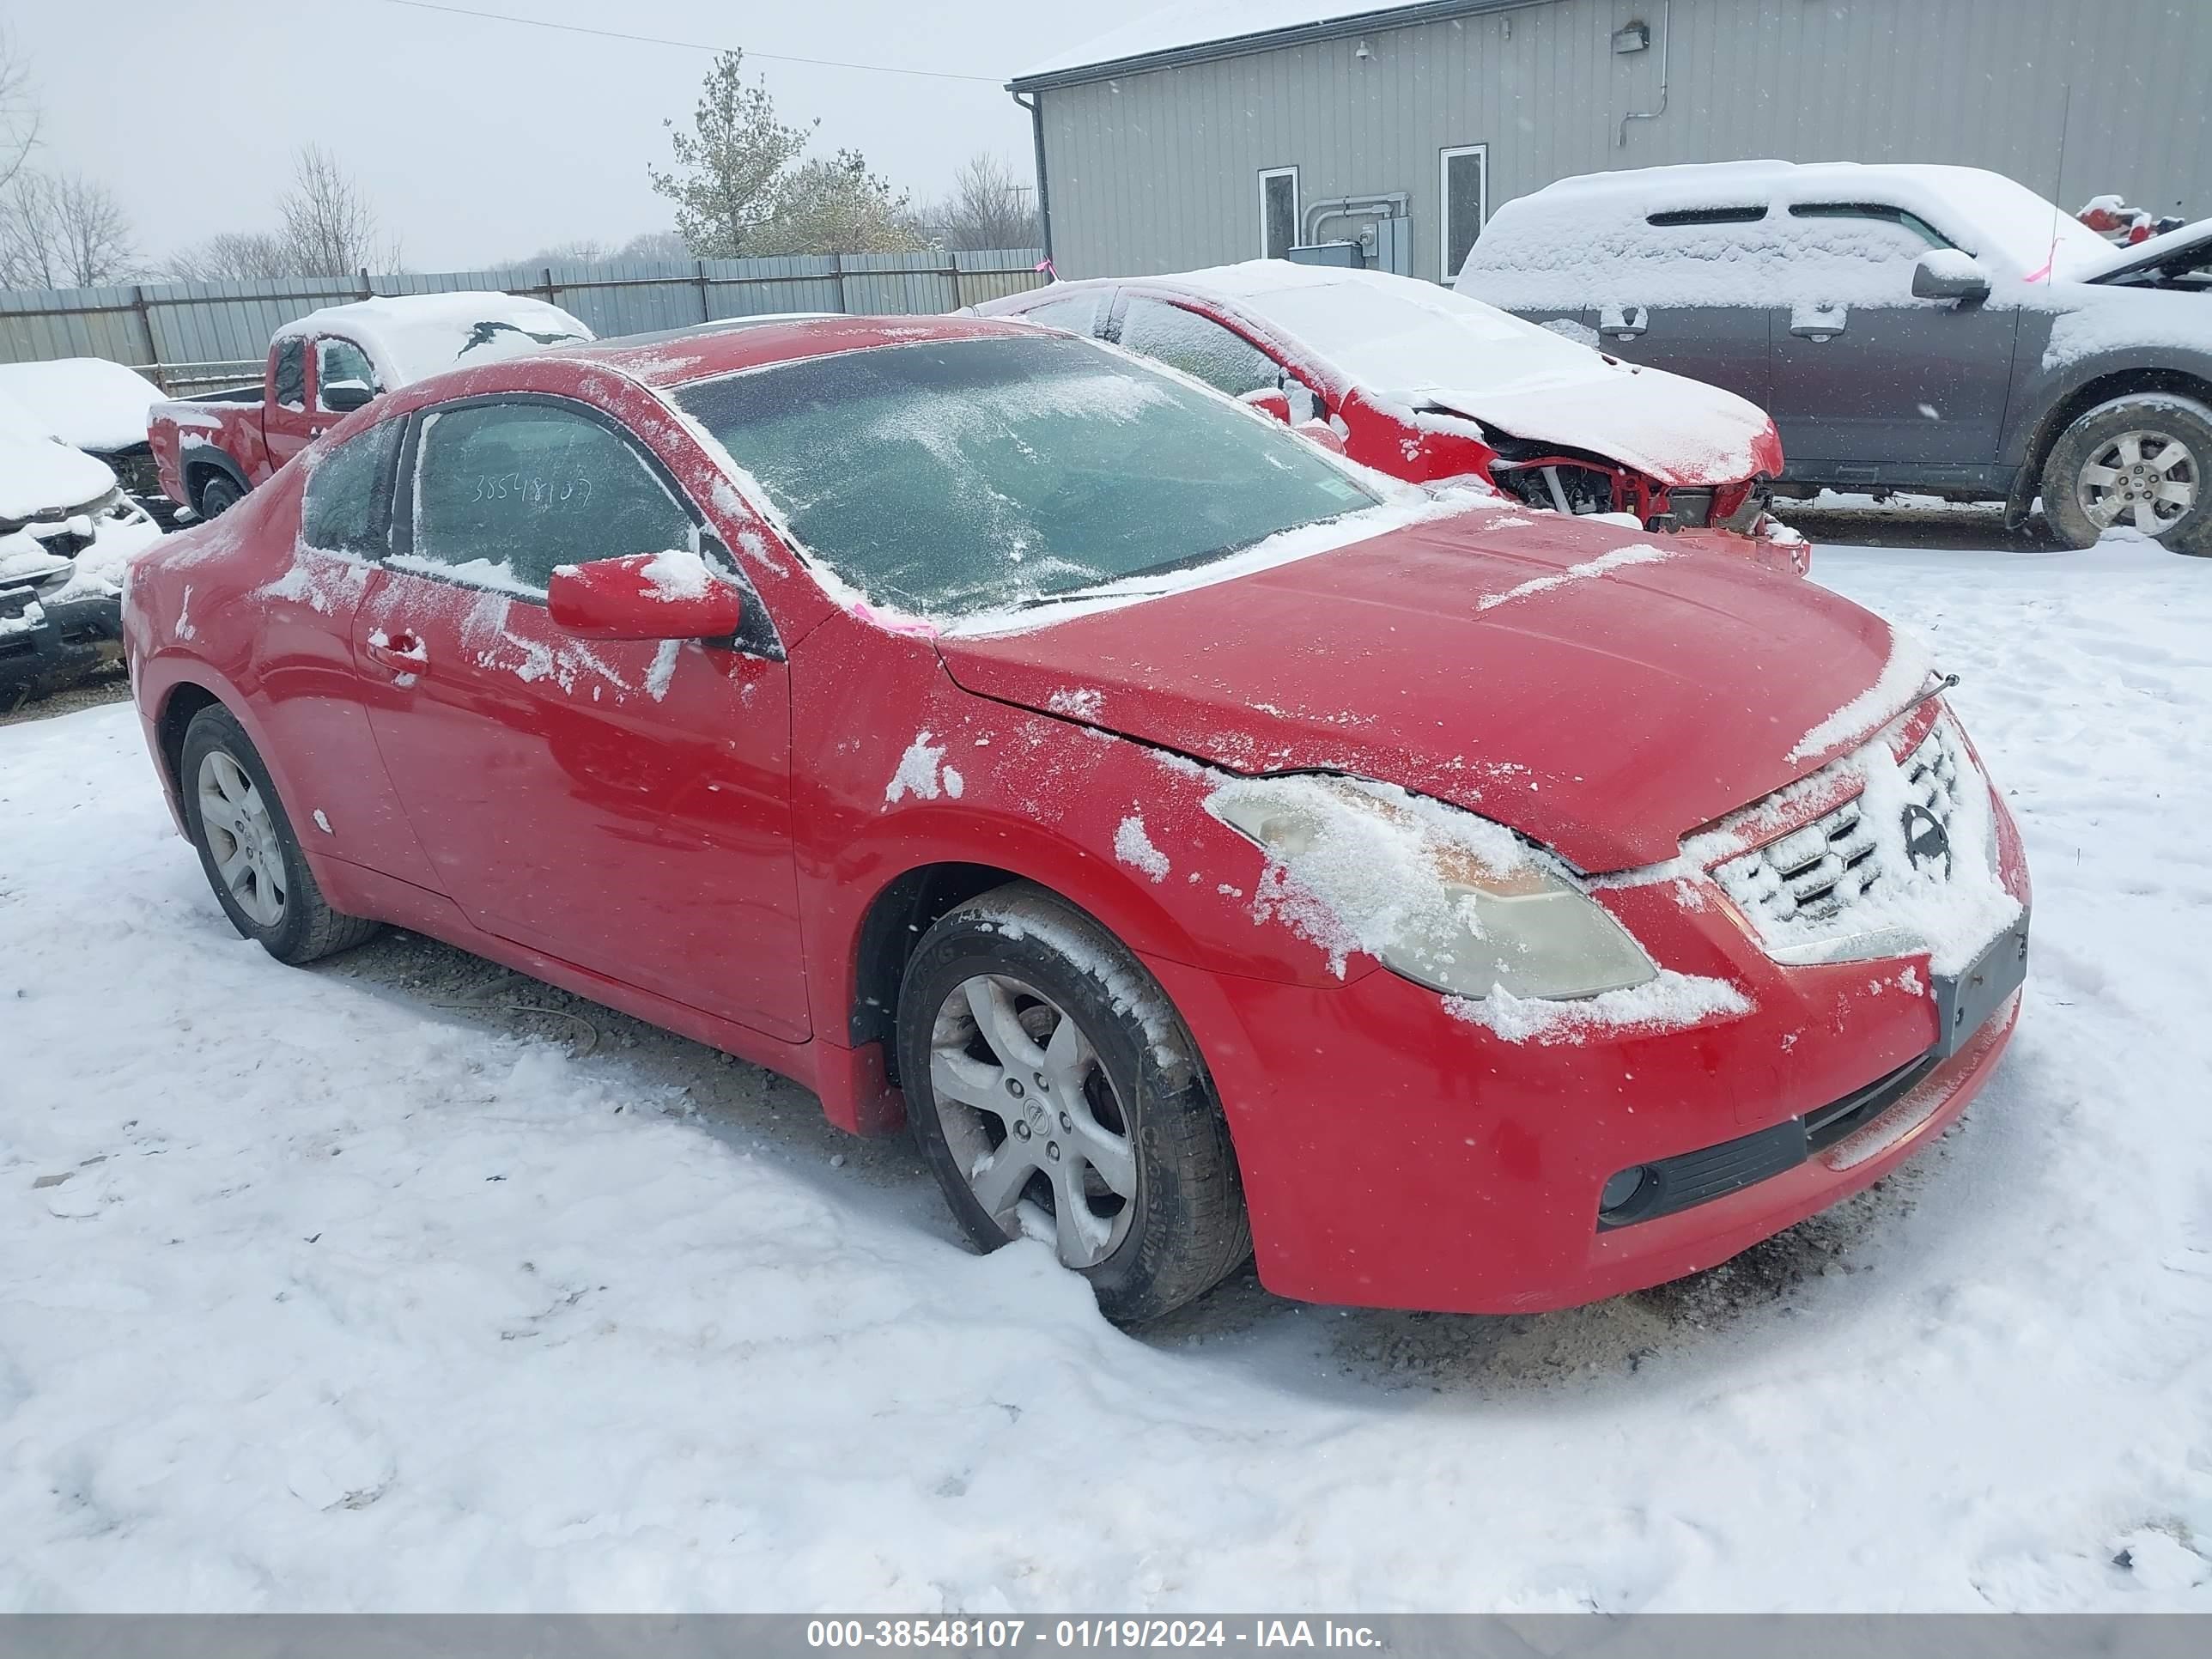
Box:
(149, 291, 592, 520)
(1457, 161, 2212, 555)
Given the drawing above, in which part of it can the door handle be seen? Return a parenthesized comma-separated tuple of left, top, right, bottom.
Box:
(363, 629, 428, 676)
(1790, 304, 1850, 340)
(1601, 303, 1649, 340)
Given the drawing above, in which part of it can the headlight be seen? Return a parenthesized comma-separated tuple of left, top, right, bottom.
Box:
(1207, 775, 1658, 1000)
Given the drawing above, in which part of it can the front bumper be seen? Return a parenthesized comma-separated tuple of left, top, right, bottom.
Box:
(1141, 774, 2028, 1315)
(0, 586, 125, 697)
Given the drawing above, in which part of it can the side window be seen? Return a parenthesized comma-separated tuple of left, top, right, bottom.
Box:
(1117, 299, 1281, 400)
(406, 402, 696, 595)
(300, 418, 403, 556)
(1018, 295, 1101, 336)
(317, 337, 380, 410)
(1441, 144, 1487, 282)
(1788, 203, 1953, 251)
(272, 338, 307, 411)
(1260, 167, 1298, 259)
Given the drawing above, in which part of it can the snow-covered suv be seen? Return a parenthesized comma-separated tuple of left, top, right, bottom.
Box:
(1456, 161, 2212, 555)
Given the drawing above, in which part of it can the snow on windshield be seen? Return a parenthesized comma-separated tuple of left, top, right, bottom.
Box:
(0, 357, 165, 453)
(0, 389, 118, 520)
(672, 333, 1382, 619)
(1182, 264, 1606, 398)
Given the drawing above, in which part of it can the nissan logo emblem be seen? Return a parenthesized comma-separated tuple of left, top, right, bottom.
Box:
(1900, 803, 1954, 877)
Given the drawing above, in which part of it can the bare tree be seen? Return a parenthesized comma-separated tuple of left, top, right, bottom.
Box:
(517, 237, 612, 266)
(0, 169, 137, 289)
(1, 27, 37, 194)
(158, 229, 299, 283)
(928, 153, 1040, 252)
(277, 145, 399, 274)
(647, 51, 814, 258)
(616, 228, 692, 263)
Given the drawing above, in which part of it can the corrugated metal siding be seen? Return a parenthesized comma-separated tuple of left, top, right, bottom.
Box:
(0, 252, 1048, 386)
(1038, 0, 2212, 280)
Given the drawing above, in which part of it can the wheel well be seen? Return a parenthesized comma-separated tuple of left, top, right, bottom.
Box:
(848, 862, 1024, 1058)
(2026, 368, 2212, 484)
(182, 457, 243, 513)
(155, 683, 223, 794)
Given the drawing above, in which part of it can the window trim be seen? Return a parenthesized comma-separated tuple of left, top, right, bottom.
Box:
(1786, 201, 1956, 251)
(1439, 143, 1488, 283)
(1646, 204, 1770, 227)
(387, 391, 781, 659)
(1259, 166, 1300, 259)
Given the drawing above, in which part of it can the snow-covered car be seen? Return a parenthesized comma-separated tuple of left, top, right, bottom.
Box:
(123, 314, 2030, 1322)
(977, 263, 1802, 570)
(1, 390, 164, 701)
(0, 356, 177, 526)
(1455, 161, 2212, 555)
(147, 291, 594, 520)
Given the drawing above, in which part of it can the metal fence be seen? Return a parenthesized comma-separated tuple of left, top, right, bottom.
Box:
(0, 250, 1050, 393)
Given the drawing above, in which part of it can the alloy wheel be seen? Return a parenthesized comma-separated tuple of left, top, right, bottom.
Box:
(2077, 428, 2198, 535)
(927, 972, 1138, 1268)
(197, 748, 287, 927)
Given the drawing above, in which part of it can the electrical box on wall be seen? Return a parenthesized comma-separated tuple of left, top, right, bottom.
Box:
(1287, 241, 1363, 269)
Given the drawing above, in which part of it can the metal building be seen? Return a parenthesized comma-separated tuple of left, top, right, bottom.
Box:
(1009, 0, 2212, 283)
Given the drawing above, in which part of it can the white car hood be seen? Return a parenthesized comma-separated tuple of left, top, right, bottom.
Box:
(1414, 360, 1777, 486)
(0, 424, 118, 523)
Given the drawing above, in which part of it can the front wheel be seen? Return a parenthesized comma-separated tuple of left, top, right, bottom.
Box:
(194, 472, 244, 519)
(2041, 394, 2211, 555)
(896, 884, 1249, 1323)
(179, 705, 380, 963)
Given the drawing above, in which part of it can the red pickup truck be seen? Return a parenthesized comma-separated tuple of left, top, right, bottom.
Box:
(149, 291, 592, 519)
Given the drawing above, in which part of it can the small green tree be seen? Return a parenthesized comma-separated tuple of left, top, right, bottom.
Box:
(758, 150, 928, 255)
(647, 51, 815, 258)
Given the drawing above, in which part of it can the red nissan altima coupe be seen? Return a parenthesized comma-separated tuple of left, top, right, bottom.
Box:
(121, 314, 2029, 1322)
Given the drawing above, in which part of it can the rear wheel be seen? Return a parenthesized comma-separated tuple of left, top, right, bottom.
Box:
(194, 472, 244, 519)
(2041, 395, 2211, 555)
(179, 705, 380, 963)
(896, 884, 1249, 1323)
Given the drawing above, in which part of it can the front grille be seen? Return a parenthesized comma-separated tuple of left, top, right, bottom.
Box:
(1714, 721, 1965, 931)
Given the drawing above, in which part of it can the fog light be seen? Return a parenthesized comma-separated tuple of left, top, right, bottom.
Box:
(1600, 1165, 1651, 1214)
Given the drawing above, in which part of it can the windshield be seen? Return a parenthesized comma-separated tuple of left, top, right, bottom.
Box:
(674, 333, 1379, 617)
(1231, 273, 1605, 398)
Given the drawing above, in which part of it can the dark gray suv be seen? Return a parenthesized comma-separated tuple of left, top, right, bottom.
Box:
(1456, 161, 2211, 555)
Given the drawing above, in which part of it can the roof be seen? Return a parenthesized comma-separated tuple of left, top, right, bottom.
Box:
(1012, 1, 1517, 89)
(271, 290, 593, 388)
(564, 313, 1040, 389)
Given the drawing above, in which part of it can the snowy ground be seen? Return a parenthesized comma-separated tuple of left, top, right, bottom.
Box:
(3, 532, 2209, 1613)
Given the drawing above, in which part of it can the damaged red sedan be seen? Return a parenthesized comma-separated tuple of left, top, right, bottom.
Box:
(122, 314, 2027, 1322)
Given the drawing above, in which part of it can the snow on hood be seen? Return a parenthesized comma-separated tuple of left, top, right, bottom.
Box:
(0, 390, 118, 522)
(1170, 262, 1777, 483)
(935, 507, 1911, 872)
(2074, 216, 2212, 284)
(270, 292, 594, 389)
(0, 357, 165, 453)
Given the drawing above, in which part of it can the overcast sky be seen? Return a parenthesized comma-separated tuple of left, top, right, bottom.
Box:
(9, 1, 1108, 269)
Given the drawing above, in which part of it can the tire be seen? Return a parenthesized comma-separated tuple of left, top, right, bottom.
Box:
(194, 472, 245, 519)
(2040, 394, 2212, 556)
(896, 883, 1250, 1323)
(179, 704, 380, 964)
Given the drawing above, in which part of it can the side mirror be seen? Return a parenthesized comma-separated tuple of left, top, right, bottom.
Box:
(1911, 250, 1991, 303)
(547, 550, 742, 641)
(320, 380, 376, 413)
(1239, 386, 1293, 424)
(1292, 418, 1347, 455)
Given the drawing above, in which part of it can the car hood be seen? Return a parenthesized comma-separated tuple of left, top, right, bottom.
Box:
(0, 426, 118, 525)
(2075, 216, 2212, 284)
(1413, 362, 1784, 487)
(936, 510, 1911, 872)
